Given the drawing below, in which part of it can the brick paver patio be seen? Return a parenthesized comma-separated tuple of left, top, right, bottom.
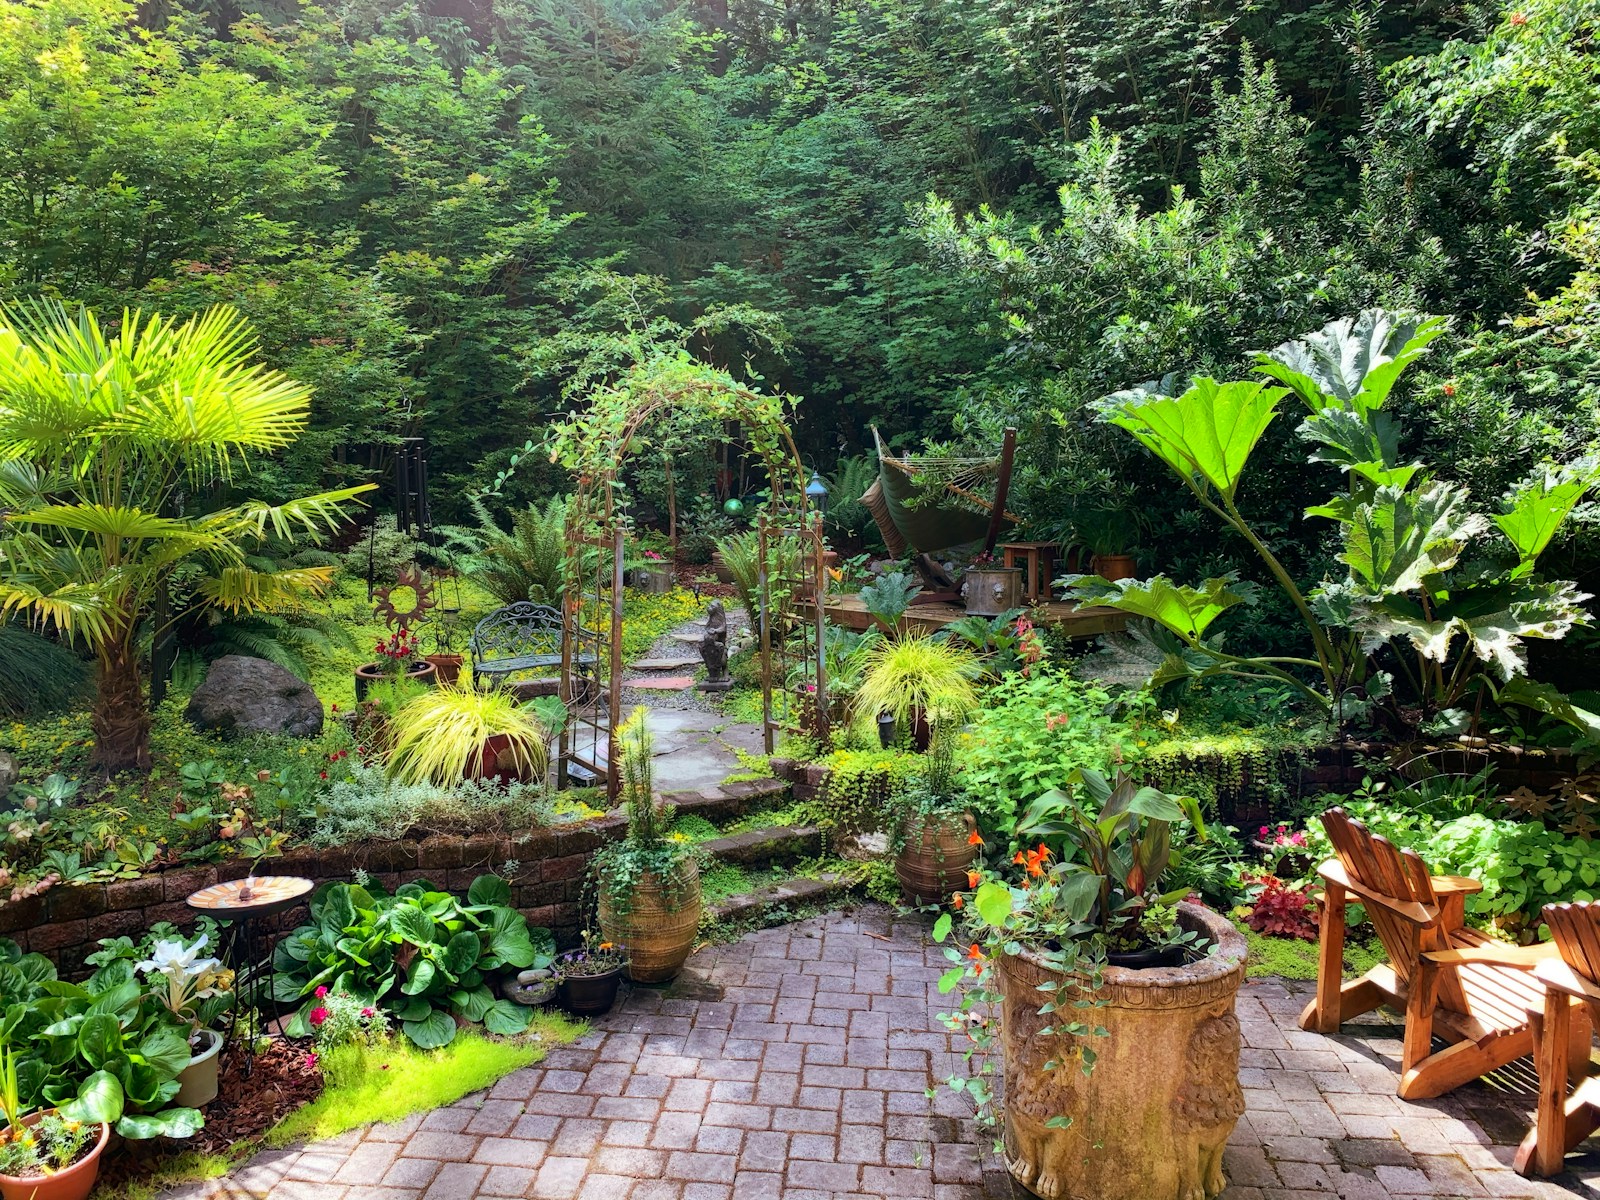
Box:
(178, 905, 1595, 1199)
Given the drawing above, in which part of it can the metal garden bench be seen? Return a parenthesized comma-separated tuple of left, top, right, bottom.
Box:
(469, 601, 599, 690)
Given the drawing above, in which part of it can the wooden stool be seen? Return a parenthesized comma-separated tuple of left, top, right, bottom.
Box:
(1001, 542, 1058, 602)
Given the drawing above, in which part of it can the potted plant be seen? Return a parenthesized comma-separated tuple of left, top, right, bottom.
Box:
(938, 768, 1247, 1200)
(960, 551, 1023, 616)
(553, 934, 629, 1016)
(851, 635, 982, 751)
(892, 731, 979, 906)
(135, 933, 234, 1109)
(354, 627, 437, 701)
(423, 624, 465, 688)
(594, 707, 704, 982)
(384, 684, 553, 786)
(0, 1047, 109, 1200)
(1069, 501, 1143, 583)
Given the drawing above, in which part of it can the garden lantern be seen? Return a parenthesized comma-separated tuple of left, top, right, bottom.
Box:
(805, 470, 829, 515)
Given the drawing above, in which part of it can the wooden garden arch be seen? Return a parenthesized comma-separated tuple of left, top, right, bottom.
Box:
(547, 359, 827, 798)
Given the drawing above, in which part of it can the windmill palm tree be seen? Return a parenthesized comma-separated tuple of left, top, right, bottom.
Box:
(0, 303, 373, 772)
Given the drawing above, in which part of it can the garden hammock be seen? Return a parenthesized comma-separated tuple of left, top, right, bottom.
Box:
(864, 427, 1019, 557)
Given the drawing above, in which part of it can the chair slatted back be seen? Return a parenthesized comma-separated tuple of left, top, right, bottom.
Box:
(1543, 901, 1600, 1029)
(1319, 809, 1463, 1007)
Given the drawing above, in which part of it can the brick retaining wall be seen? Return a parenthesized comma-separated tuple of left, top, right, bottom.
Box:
(0, 778, 787, 974)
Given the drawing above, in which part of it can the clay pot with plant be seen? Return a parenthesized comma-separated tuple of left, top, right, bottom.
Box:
(893, 731, 979, 906)
(594, 708, 704, 983)
(0, 1048, 109, 1200)
(134, 933, 234, 1109)
(354, 627, 436, 701)
(960, 552, 1023, 616)
(851, 635, 982, 752)
(936, 768, 1247, 1200)
(1069, 501, 1144, 583)
(383, 684, 554, 787)
(553, 934, 629, 1016)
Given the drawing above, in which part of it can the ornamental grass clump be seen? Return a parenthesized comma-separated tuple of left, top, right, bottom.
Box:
(385, 684, 551, 786)
(851, 634, 982, 735)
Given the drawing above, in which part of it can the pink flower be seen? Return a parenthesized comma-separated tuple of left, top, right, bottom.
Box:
(304, 1052, 319, 1069)
(361, 1007, 376, 1018)
(310, 1006, 330, 1027)
(1259, 826, 1270, 838)
(314, 985, 329, 998)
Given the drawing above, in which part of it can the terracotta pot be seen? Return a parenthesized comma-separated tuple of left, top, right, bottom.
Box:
(598, 860, 703, 983)
(467, 734, 540, 786)
(961, 566, 1023, 616)
(174, 1028, 223, 1108)
(353, 658, 437, 702)
(0, 1112, 110, 1200)
(996, 903, 1247, 1200)
(894, 811, 977, 906)
(423, 653, 464, 687)
(1089, 554, 1137, 582)
(558, 969, 623, 1016)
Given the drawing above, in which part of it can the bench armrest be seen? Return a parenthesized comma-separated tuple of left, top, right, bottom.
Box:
(1423, 942, 1559, 970)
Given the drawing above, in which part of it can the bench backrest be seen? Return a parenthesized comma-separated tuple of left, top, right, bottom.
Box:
(1544, 901, 1600, 983)
(470, 602, 564, 661)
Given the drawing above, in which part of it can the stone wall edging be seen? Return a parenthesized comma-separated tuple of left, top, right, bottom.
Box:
(4, 778, 787, 974)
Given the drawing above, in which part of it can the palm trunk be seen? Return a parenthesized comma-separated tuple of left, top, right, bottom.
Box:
(92, 635, 151, 773)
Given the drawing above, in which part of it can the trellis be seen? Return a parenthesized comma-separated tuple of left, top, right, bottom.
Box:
(547, 359, 828, 798)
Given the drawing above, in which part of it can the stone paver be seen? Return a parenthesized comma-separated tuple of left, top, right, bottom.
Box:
(178, 906, 1599, 1198)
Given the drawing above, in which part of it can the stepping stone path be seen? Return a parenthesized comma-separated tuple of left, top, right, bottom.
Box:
(630, 658, 703, 672)
(177, 905, 1593, 1200)
(629, 676, 696, 691)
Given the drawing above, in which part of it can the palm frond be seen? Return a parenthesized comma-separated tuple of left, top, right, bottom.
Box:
(194, 564, 336, 614)
(218, 485, 375, 542)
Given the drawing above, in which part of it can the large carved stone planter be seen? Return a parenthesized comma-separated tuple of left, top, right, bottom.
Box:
(997, 902, 1247, 1200)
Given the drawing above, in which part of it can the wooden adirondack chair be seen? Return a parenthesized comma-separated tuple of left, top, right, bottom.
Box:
(1301, 808, 1579, 1100)
(1514, 902, 1600, 1176)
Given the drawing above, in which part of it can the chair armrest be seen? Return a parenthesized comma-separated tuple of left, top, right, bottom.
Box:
(1316, 860, 1439, 927)
(1430, 875, 1484, 896)
(1423, 942, 1560, 970)
(1534, 957, 1600, 1002)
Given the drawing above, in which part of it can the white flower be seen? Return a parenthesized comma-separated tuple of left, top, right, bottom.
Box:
(137, 935, 229, 1017)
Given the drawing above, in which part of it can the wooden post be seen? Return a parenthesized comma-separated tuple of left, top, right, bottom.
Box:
(983, 426, 1017, 554)
(757, 515, 774, 754)
(607, 525, 625, 801)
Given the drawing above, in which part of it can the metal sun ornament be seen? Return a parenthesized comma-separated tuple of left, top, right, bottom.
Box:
(373, 565, 436, 631)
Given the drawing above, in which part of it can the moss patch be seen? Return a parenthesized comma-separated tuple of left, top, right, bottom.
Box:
(268, 1018, 581, 1148)
(1239, 924, 1384, 980)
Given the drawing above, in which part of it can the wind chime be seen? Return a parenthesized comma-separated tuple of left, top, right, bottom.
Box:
(364, 436, 463, 657)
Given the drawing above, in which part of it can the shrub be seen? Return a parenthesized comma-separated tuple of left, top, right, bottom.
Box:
(0, 624, 87, 717)
(958, 670, 1155, 833)
(305, 765, 555, 847)
(1241, 874, 1318, 940)
(272, 875, 552, 1048)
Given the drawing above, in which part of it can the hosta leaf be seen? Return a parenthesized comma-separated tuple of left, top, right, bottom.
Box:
(450, 985, 495, 1023)
(117, 1107, 204, 1140)
(467, 876, 512, 908)
(483, 999, 533, 1036)
(403, 1008, 457, 1049)
(1104, 378, 1285, 502)
(59, 1070, 123, 1124)
(1062, 573, 1254, 643)
(389, 905, 435, 947)
(402, 958, 437, 996)
(484, 910, 538, 970)
(1257, 309, 1447, 415)
(442, 931, 481, 979)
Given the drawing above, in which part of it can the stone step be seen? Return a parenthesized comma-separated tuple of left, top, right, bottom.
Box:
(701, 824, 822, 866)
(629, 656, 702, 671)
(707, 873, 859, 924)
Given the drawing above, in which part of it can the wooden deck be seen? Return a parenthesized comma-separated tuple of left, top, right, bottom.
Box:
(801, 594, 1127, 638)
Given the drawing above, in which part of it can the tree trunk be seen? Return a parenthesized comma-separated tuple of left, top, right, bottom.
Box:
(92, 637, 151, 774)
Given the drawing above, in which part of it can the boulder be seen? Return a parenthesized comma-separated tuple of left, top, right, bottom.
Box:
(185, 655, 324, 738)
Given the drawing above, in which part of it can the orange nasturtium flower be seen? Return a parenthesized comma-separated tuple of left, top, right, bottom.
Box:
(967, 829, 984, 846)
(966, 944, 985, 963)
(951, 893, 964, 910)
(966, 870, 982, 889)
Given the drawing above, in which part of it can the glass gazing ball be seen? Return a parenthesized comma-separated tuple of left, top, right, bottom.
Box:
(723, 497, 745, 517)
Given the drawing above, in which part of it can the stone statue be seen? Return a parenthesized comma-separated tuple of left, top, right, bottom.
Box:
(698, 601, 732, 692)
